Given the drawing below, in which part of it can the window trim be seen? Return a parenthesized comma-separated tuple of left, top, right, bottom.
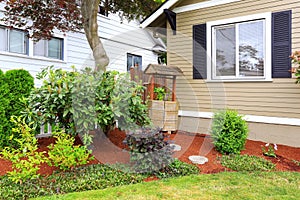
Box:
(206, 12, 272, 82)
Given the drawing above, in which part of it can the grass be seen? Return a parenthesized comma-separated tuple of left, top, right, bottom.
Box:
(33, 172, 300, 200)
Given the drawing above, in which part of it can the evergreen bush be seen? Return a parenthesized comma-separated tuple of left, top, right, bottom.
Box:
(0, 69, 34, 148)
(211, 109, 248, 154)
(0, 70, 10, 148)
(5, 69, 34, 118)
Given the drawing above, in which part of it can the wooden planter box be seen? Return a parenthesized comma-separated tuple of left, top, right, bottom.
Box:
(148, 100, 178, 132)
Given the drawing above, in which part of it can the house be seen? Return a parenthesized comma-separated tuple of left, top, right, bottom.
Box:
(0, 3, 166, 86)
(141, 0, 300, 147)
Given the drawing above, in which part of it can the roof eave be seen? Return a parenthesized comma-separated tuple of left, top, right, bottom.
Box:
(140, 0, 180, 28)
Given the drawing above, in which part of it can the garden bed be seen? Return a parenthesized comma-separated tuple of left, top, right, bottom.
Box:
(0, 129, 299, 177)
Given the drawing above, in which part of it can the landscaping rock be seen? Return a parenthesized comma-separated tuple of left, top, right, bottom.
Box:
(170, 144, 182, 151)
(188, 156, 208, 165)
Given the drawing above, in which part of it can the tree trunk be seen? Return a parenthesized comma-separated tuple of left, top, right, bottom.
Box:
(81, 0, 109, 72)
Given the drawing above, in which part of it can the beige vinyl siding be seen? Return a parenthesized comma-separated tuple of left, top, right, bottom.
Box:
(177, 0, 207, 7)
(168, 0, 300, 119)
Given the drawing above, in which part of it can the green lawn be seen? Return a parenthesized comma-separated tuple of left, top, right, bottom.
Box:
(33, 172, 300, 200)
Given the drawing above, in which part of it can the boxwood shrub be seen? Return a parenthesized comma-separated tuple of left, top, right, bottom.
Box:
(211, 109, 248, 154)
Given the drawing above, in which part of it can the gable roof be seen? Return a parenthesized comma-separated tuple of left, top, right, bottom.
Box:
(140, 0, 180, 28)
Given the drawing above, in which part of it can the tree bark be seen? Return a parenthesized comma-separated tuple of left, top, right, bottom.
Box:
(81, 0, 109, 72)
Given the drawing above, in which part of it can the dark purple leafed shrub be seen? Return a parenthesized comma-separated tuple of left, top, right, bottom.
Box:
(124, 127, 174, 173)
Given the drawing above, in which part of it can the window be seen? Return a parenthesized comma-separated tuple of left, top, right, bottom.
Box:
(0, 27, 28, 54)
(207, 13, 272, 81)
(34, 37, 63, 60)
(127, 53, 142, 71)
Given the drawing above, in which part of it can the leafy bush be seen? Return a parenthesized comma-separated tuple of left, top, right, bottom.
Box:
(47, 130, 93, 171)
(27, 67, 150, 143)
(220, 154, 276, 171)
(0, 70, 10, 148)
(0, 164, 142, 200)
(111, 72, 151, 131)
(156, 159, 200, 179)
(124, 127, 174, 173)
(28, 66, 78, 136)
(211, 109, 248, 154)
(0, 117, 47, 183)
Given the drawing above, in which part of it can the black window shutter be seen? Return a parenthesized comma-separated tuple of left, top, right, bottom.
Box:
(272, 10, 292, 78)
(193, 24, 207, 79)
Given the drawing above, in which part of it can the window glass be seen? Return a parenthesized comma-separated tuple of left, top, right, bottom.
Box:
(34, 40, 46, 57)
(0, 28, 6, 51)
(127, 54, 142, 71)
(134, 56, 142, 69)
(215, 25, 236, 76)
(9, 30, 25, 54)
(239, 21, 264, 77)
(48, 38, 62, 60)
(213, 19, 265, 79)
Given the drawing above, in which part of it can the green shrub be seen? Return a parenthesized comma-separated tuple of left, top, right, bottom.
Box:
(28, 66, 78, 136)
(26, 67, 150, 143)
(0, 164, 142, 200)
(111, 72, 151, 131)
(220, 154, 276, 171)
(5, 69, 34, 118)
(124, 127, 174, 174)
(0, 70, 10, 148)
(0, 117, 47, 183)
(156, 159, 200, 179)
(47, 130, 94, 171)
(211, 109, 248, 154)
(0, 69, 34, 148)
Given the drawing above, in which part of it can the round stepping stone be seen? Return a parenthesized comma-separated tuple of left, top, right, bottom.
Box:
(170, 144, 182, 151)
(188, 156, 208, 165)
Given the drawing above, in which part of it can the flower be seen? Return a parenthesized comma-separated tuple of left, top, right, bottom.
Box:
(274, 144, 278, 151)
(265, 143, 269, 147)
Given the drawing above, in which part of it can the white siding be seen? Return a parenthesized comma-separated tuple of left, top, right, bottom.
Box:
(0, 5, 160, 85)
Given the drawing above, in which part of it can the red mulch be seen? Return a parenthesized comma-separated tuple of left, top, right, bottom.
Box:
(0, 129, 299, 177)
